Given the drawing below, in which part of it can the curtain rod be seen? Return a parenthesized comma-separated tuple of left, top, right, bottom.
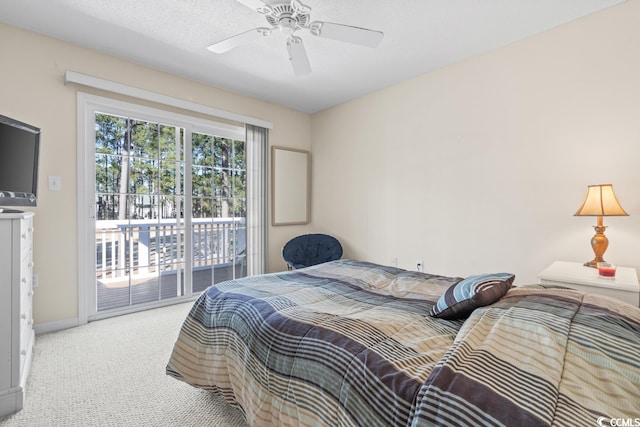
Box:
(64, 70, 273, 130)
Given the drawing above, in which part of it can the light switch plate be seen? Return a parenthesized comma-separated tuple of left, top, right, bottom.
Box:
(48, 176, 61, 191)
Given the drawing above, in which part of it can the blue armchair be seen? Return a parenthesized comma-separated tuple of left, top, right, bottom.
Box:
(282, 234, 343, 270)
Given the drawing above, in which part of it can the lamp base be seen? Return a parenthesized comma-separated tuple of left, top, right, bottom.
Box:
(584, 220, 608, 269)
(583, 259, 601, 268)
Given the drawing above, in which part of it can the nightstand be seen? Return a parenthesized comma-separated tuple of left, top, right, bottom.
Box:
(538, 261, 640, 307)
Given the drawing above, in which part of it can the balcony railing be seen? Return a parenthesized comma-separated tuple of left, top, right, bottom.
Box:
(96, 217, 246, 311)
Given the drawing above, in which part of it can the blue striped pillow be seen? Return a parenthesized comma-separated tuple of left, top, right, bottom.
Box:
(430, 273, 515, 320)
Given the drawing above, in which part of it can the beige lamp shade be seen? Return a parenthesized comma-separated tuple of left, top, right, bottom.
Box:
(574, 184, 628, 217)
(574, 184, 628, 267)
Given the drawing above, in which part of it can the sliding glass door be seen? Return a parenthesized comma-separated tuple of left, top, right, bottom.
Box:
(84, 98, 247, 317)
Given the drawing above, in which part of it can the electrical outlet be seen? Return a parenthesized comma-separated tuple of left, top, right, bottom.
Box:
(32, 274, 39, 289)
(416, 261, 423, 272)
(391, 257, 398, 268)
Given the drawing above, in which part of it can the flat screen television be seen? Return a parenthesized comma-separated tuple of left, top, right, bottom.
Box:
(0, 114, 41, 208)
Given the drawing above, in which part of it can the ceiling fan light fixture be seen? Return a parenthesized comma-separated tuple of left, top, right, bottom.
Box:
(279, 17, 297, 35)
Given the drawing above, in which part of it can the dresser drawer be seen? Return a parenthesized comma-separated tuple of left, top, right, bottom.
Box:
(19, 321, 34, 378)
(20, 218, 33, 260)
(19, 256, 33, 293)
(20, 308, 33, 349)
(21, 283, 33, 312)
(0, 211, 35, 418)
(19, 222, 34, 377)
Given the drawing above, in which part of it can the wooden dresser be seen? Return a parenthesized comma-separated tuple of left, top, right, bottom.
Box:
(0, 211, 35, 417)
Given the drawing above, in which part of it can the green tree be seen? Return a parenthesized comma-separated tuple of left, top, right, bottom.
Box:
(95, 113, 245, 221)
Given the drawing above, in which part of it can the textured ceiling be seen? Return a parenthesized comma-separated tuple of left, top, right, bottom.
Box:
(0, 0, 626, 113)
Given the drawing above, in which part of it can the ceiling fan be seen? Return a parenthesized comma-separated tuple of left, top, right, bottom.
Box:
(208, 0, 384, 76)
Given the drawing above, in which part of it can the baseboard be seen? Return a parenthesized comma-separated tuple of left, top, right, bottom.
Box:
(0, 385, 23, 418)
(34, 317, 82, 335)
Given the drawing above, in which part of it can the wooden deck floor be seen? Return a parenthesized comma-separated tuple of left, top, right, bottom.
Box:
(97, 264, 245, 312)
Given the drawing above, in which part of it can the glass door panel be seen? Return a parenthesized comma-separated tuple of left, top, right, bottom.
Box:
(94, 113, 186, 312)
(191, 133, 246, 293)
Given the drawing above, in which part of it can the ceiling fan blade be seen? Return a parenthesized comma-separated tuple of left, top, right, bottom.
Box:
(233, 0, 272, 14)
(286, 36, 311, 76)
(207, 28, 272, 53)
(309, 21, 383, 47)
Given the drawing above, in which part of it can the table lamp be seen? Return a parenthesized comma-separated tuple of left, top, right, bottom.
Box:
(574, 184, 628, 268)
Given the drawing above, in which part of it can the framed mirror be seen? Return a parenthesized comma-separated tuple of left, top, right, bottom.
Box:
(271, 146, 310, 226)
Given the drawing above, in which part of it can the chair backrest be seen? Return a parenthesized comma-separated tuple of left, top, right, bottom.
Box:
(282, 234, 343, 269)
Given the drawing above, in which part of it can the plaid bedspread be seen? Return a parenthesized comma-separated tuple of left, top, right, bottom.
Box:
(166, 260, 640, 426)
(416, 285, 640, 426)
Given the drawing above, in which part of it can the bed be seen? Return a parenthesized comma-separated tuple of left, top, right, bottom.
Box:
(166, 259, 640, 426)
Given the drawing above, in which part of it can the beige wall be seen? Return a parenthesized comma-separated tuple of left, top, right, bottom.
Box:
(311, 1, 640, 285)
(0, 24, 311, 326)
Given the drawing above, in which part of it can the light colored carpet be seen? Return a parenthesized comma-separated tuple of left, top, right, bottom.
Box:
(0, 303, 249, 427)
